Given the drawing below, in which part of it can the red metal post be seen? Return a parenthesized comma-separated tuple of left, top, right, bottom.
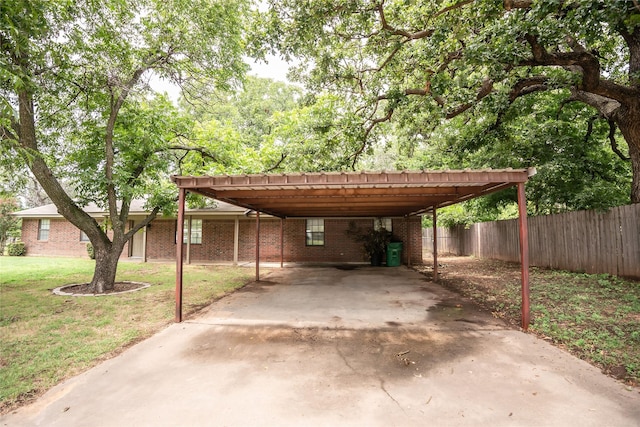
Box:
(406, 216, 412, 267)
(175, 188, 186, 323)
(517, 182, 531, 330)
(280, 218, 284, 268)
(256, 211, 260, 282)
(433, 208, 438, 282)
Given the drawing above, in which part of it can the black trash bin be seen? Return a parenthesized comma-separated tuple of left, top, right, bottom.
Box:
(386, 242, 402, 267)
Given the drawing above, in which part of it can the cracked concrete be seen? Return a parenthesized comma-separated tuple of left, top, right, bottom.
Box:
(2, 266, 639, 426)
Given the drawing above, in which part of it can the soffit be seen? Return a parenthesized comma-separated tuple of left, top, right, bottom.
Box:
(171, 169, 534, 218)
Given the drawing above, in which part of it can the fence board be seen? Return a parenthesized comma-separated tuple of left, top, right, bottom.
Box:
(424, 204, 640, 279)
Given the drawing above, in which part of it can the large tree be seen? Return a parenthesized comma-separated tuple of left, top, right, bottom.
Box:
(255, 0, 640, 203)
(1, 0, 248, 291)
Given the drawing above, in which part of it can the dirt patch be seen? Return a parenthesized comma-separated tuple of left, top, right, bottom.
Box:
(334, 265, 361, 271)
(415, 256, 640, 387)
(234, 280, 279, 294)
(185, 324, 481, 383)
(53, 281, 150, 296)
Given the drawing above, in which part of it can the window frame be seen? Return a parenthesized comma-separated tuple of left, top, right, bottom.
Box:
(38, 219, 50, 241)
(182, 218, 203, 245)
(374, 218, 393, 232)
(305, 218, 325, 246)
(79, 230, 90, 242)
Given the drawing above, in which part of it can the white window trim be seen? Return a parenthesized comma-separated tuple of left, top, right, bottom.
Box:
(38, 219, 50, 241)
(305, 218, 325, 246)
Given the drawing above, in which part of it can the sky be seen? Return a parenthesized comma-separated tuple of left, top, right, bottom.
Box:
(149, 54, 294, 101)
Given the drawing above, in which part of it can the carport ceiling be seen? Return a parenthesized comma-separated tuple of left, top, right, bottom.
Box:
(171, 169, 535, 218)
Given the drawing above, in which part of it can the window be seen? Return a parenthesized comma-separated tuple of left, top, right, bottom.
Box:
(374, 218, 392, 232)
(306, 219, 324, 246)
(183, 218, 202, 244)
(38, 219, 50, 241)
(80, 231, 90, 242)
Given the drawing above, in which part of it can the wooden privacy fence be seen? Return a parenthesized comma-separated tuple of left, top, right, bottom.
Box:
(423, 204, 640, 279)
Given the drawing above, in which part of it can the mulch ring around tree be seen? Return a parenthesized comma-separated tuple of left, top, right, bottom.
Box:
(53, 281, 150, 296)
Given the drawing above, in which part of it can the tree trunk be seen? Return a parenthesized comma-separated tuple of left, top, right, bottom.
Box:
(615, 104, 640, 204)
(628, 142, 640, 204)
(91, 242, 124, 293)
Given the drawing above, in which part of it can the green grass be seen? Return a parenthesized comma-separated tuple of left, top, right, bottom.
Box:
(0, 256, 254, 412)
(436, 258, 640, 387)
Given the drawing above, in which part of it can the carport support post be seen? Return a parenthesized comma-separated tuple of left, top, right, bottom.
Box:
(280, 218, 284, 268)
(405, 216, 412, 267)
(517, 182, 531, 331)
(175, 188, 186, 323)
(433, 208, 438, 282)
(256, 211, 260, 282)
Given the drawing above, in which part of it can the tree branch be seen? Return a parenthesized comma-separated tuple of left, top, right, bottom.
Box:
(263, 153, 288, 173)
(361, 41, 408, 73)
(1, 125, 19, 143)
(165, 145, 219, 162)
(569, 88, 621, 119)
(349, 108, 394, 169)
(607, 120, 630, 161)
(520, 35, 640, 104)
(583, 114, 598, 145)
(124, 206, 161, 241)
(377, 1, 433, 40)
(445, 77, 494, 119)
(377, 0, 474, 39)
(503, 0, 533, 10)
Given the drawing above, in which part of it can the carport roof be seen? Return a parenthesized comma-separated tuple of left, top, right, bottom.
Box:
(171, 168, 535, 218)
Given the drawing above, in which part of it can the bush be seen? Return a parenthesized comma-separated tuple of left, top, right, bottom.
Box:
(7, 241, 26, 256)
(86, 243, 95, 259)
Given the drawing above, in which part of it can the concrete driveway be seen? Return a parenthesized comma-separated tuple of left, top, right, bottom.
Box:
(2, 266, 639, 426)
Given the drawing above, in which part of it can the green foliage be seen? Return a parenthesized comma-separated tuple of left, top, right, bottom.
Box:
(254, 0, 639, 208)
(86, 243, 95, 260)
(1, 0, 250, 289)
(6, 242, 25, 256)
(433, 205, 477, 229)
(345, 221, 393, 259)
(67, 94, 191, 211)
(0, 197, 21, 255)
(178, 76, 302, 175)
(179, 76, 374, 175)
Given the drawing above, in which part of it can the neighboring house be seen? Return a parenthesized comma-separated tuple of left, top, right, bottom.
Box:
(14, 201, 423, 265)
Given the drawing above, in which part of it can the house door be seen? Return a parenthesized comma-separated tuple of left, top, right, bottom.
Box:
(130, 228, 144, 258)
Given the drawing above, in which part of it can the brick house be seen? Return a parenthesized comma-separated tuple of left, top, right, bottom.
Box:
(14, 200, 423, 265)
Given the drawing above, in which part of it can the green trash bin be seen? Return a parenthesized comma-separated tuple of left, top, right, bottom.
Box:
(386, 242, 403, 267)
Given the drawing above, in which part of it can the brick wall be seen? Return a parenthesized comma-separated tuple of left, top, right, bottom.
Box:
(22, 218, 89, 258)
(191, 219, 236, 262)
(392, 217, 423, 265)
(145, 219, 176, 260)
(21, 218, 131, 259)
(21, 216, 423, 264)
(237, 217, 422, 264)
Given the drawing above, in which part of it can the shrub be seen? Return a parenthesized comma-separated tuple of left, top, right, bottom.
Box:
(7, 241, 26, 256)
(86, 243, 95, 259)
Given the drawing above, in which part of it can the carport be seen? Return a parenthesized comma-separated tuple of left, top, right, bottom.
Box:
(171, 168, 536, 329)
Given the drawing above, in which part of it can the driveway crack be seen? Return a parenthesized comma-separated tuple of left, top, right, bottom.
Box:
(335, 343, 406, 413)
(379, 379, 406, 413)
(335, 344, 358, 374)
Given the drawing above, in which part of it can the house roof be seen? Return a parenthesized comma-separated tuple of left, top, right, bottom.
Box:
(13, 199, 246, 218)
(171, 169, 536, 218)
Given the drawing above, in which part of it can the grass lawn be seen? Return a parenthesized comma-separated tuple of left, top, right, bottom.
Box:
(428, 256, 640, 387)
(0, 256, 254, 413)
